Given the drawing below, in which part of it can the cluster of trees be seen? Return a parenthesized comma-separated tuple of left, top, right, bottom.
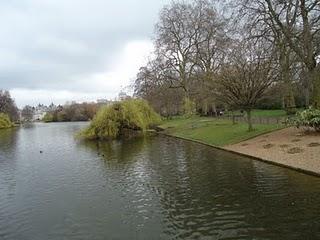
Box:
(134, 0, 320, 130)
(0, 89, 103, 124)
(43, 102, 99, 122)
(0, 89, 37, 124)
(21, 105, 35, 122)
(0, 90, 19, 122)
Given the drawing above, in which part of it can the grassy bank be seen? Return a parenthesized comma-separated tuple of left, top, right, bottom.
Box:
(160, 116, 283, 146)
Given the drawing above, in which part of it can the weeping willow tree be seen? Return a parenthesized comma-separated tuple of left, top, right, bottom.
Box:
(0, 113, 14, 129)
(78, 99, 161, 140)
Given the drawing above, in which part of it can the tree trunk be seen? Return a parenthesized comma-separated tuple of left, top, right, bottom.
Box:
(302, 67, 311, 107)
(212, 103, 217, 117)
(283, 87, 296, 114)
(305, 88, 310, 108)
(232, 112, 236, 125)
(304, 65, 320, 108)
(246, 109, 253, 132)
(279, 43, 296, 114)
(311, 68, 320, 108)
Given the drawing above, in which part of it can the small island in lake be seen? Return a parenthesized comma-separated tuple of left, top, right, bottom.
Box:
(78, 99, 161, 140)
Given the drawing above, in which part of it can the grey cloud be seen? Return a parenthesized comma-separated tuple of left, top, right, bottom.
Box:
(0, 0, 169, 92)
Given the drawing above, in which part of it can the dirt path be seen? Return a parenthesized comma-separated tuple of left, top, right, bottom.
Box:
(225, 127, 320, 176)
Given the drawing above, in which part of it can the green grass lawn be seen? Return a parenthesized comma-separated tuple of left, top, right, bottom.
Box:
(226, 109, 287, 117)
(251, 109, 287, 117)
(160, 116, 283, 146)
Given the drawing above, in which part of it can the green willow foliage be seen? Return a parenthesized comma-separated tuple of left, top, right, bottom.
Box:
(0, 113, 14, 129)
(79, 99, 161, 140)
(42, 112, 54, 122)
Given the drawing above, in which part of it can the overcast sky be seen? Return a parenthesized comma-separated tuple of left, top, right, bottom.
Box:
(0, 0, 169, 107)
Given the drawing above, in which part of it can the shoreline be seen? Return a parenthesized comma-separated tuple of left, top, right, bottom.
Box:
(159, 130, 320, 178)
(0, 124, 19, 130)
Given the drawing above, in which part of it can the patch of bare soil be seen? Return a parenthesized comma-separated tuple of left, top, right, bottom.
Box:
(307, 142, 320, 147)
(279, 144, 290, 148)
(287, 147, 304, 154)
(263, 143, 274, 149)
(225, 127, 320, 175)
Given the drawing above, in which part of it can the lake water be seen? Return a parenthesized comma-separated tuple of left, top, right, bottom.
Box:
(0, 122, 320, 239)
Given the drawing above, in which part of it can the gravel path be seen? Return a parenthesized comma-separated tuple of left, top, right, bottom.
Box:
(226, 127, 320, 176)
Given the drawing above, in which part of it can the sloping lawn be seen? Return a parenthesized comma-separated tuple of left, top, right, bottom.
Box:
(160, 116, 283, 146)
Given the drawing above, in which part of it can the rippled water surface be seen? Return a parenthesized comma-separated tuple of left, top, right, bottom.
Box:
(0, 122, 320, 239)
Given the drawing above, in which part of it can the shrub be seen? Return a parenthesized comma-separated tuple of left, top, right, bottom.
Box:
(43, 113, 54, 122)
(0, 113, 13, 129)
(78, 99, 161, 140)
(288, 108, 320, 132)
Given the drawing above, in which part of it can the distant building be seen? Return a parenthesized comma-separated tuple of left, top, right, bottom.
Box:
(48, 103, 57, 112)
(32, 104, 49, 121)
(33, 110, 46, 121)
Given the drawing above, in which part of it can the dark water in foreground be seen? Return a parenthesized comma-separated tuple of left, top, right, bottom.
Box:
(0, 122, 320, 240)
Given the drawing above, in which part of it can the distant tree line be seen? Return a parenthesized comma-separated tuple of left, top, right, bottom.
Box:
(43, 102, 99, 122)
(133, 0, 320, 130)
(0, 89, 102, 124)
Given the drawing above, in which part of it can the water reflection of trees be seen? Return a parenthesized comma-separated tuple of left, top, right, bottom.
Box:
(0, 128, 18, 156)
(80, 136, 147, 169)
(0, 128, 19, 218)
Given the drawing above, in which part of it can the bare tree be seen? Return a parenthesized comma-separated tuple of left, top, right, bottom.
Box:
(151, 0, 230, 115)
(217, 39, 277, 131)
(134, 58, 184, 116)
(192, 0, 229, 114)
(0, 90, 19, 121)
(155, 1, 202, 97)
(235, 0, 320, 107)
(21, 105, 34, 122)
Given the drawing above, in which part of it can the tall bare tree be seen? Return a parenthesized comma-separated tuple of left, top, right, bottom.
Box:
(192, 0, 229, 114)
(134, 58, 184, 116)
(155, 1, 202, 96)
(217, 39, 277, 131)
(235, 0, 320, 107)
